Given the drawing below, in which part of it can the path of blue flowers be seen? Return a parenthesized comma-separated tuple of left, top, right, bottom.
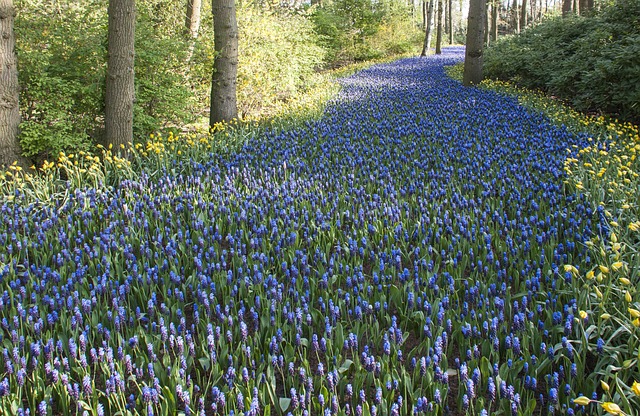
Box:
(1, 47, 598, 415)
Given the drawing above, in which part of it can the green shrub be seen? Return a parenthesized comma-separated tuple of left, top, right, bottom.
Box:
(484, 0, 640, 123)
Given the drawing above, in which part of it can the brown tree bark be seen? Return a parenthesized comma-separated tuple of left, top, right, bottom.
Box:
(105, 0, 135, 155)
(520, 0, 527, 28)
(484, 0, 490, 45)
(435, 0, 443, 54)
(562, 0, 572, 16)
(578, 0, 588, 14)
(0, 0, 26, 168)
(422, 0, 426, 29)
(491, 0, 498, 42)
(420, 0, 435, 56)
(448, 0, 453, 44)
(210, 0, 238, 126)
(185, 0, 202, 38)
(463, 0, 486, 85)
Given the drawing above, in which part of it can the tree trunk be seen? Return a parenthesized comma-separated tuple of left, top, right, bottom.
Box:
(512, 0, 519, 33)
(491, 0, 498, 41)
(210, 0, 238, 126)
(448, 0, 453, 44)
(578, 0, 587, 14)
(562, 0, 572, 15)
(420, 0, 435, 56)
(105, 0, 135, 156)
(520, 0, 527, 29)
(185, 0, 202, 38)
(422, 0, 426, 29)
(484, 0, 489, 45)
(435, 0, 443, 54)
(0, 0, 26, 168)
(463, 0, 485, 85)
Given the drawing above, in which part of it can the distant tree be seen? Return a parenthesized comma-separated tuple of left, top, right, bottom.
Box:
(0, 0, 26, 167)
(463, 0, 485, 85)
(520, 0, 527, 28)
(448, 0, 453, 44)
(578, 0, 588, 14)
(105, 0, 136, 154)
(210, 0, 238, 126)
(491, 0, 498, 41)
(484, 0, 489, 44)
(185, 0, 202, 38)
(435, 0, 443, 54)
(420, 0, 435, 55)
(512, 0, 519, 32)
(562, 0, 572, 16)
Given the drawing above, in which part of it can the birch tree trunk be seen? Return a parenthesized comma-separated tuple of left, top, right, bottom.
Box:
(104, 0, 135, 155)
(0, 0, 25, 168)
(463, 0, 485, 85)
(185, 0, 202, 38)
(210, 0, 238, 125)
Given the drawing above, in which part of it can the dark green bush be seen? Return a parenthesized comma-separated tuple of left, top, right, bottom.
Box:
(484, 0, 640, 123)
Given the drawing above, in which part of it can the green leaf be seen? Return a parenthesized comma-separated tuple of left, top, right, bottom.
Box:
(279, 397, 292, 412)
(480, 356, 492, 380)
(339, 359, 354, 374)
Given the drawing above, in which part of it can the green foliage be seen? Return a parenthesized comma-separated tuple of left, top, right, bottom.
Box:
(236, 5, 327, 118)
(311, 0, 422, 64)
(16, 1, 106, 158)
(133, 3, 199, 135)
(484, 0, 640, 123)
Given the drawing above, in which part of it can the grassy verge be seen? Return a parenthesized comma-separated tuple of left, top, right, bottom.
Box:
(447, 62, 640, 413)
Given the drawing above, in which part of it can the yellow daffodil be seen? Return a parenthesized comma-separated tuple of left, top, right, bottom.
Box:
(601, 402, 623, 415)
(573, 396, 591, 406)
(626, 291, 633, 303)
(632, 381, 640, 397)
(600, 313, 611, 320)
(601, 380, 610, 392)
(595, 286, 603, 299)
(586, 270, 595, 280)
(599, 265, 610, 274)
(579, 310, 588, 319)
(619, 277, 631, 285)
(611, 262, 624, 271)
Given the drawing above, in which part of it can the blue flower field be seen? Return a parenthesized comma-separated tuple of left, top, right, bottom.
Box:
(1, 47, 608, 415)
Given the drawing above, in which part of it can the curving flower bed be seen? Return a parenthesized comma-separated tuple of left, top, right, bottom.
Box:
(0, 47, 616, 415)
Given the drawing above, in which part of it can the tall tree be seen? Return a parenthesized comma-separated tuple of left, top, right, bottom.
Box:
(420, 0, 435, 56)
(185, 0, 202, 38)
(562, 0, 572, 16)
(484, 0, 490, 45)
(578, 0, 588, 14)
(491, 0, 498, 41)
(0, 0, 25, 167)
(105, 0, 136, 154)
(520, 0, 527, 28)
(435, 0, 443, 54)
(210, 0, 238, 126)
(463, 0, 485, 85)
(448, 0, 453, 44)
(512, 0, 520, 32)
